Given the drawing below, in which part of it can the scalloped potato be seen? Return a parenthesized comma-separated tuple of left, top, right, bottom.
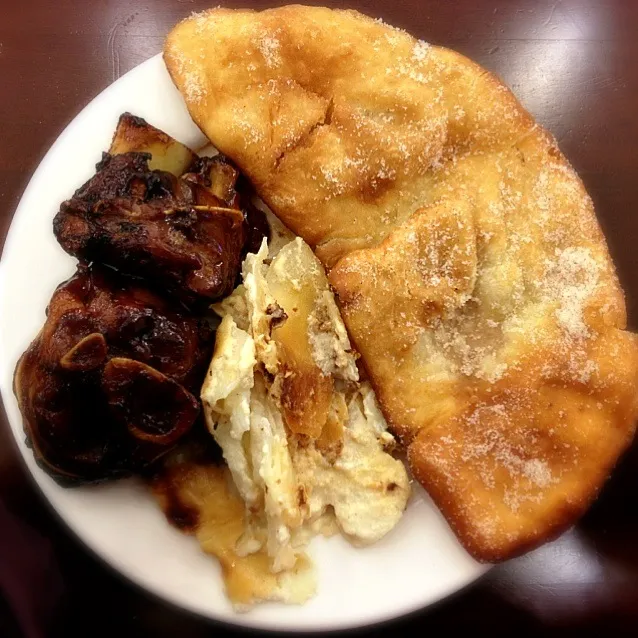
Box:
(109, 112, 196, 175)
(198, 230, 410, 605)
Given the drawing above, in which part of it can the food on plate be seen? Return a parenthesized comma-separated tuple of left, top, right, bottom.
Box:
(54, 114, 267, 307)
(14, 263, 213, 485)
(191, 223, 409, 604)
(14, 110, 407, 608)
(15, 113, 264, 485)
(109, 112, 197, 176)
(152, 447, 315, 607)
(165, 5, 638, 561)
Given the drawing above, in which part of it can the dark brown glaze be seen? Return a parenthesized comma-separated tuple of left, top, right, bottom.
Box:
(102, 358, 199, 447)
(13, 264, 214, 485)
(242, 198, 270, 257)
(17, 133, 269, 487)
(182, 156, 271, 258)
(181, 155, 240, 208)
(53, 152, 251, 308)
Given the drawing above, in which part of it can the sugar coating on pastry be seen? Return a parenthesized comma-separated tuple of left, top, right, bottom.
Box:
(166, 5, 638, 561)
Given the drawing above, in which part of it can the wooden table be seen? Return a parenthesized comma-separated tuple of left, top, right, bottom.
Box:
(1, 0, 638, 635)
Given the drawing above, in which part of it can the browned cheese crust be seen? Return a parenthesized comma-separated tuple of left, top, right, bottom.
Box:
(164, 5, 638, 561)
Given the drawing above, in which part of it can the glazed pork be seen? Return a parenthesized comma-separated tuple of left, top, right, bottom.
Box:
(53, 151, 265, 307)
(14, 264, 214, 485)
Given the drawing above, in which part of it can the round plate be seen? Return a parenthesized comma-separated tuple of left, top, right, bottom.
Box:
(0, 54, 488, 632)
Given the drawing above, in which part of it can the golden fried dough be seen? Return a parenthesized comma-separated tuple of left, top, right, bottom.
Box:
(165, 6, 638, 561)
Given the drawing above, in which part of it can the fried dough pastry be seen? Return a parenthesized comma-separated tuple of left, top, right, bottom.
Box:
(165, 6, 638, 561)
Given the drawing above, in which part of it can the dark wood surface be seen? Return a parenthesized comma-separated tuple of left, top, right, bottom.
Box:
(1, 0, 638, 636)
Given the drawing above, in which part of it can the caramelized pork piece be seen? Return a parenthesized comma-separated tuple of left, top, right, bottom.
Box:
(13, 264, 214, 485)
(53, 152, 267, 307)
(175, 155, 270, 257)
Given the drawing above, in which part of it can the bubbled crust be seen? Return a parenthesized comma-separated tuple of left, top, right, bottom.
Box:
(165, 6, 638, 561)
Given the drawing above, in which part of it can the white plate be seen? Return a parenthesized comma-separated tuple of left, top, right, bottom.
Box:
(0, 53, 488, 632)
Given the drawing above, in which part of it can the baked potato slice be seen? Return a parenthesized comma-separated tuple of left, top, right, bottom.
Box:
(109, 112, 196, 176)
